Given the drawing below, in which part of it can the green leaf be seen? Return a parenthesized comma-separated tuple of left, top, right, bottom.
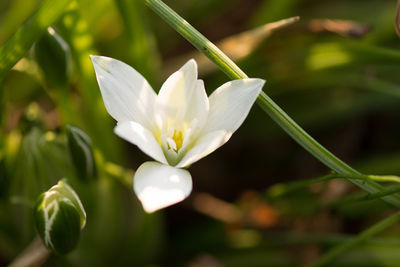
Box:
(0, 0, 72, 83)
(0, 0, 41, 45)
(10, 126, 74, 203)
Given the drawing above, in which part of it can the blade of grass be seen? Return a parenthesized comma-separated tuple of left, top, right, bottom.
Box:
(0, 0, 72, 83)
(362, 77, 400, 98)
(332, 185, 400, 207)
(263, 231, 400, 247)
(0, 0, 41, 45)
(308, 211, 400, 267)
(144, 0, 400, 208)
(268, 174, 400, 198)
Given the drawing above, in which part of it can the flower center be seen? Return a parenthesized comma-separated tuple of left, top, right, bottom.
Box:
(164, 127, 186, 154)
(166, 129, 184, 152)
(172, 129, 183, 151)
(157, 119, 198, 166)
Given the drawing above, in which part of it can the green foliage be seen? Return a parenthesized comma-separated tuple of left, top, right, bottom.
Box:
(115, 0, 161, 86)
(0, 0, 71, 83)
(2, 0, 400, 266)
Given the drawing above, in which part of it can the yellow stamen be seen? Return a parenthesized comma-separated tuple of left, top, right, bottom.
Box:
(172, 130, 183, 150)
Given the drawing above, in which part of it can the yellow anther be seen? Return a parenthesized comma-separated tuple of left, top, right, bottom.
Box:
(172, 130, 183, 150)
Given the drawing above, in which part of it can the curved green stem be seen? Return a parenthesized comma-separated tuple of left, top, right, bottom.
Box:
(144, 0, 400, 207)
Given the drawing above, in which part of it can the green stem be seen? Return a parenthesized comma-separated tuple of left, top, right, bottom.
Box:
(144, 0, 400, 207)
(144, 0, 247, 79)
(332, 185, 400, 207)
(8, 237, 51, 267)
(308, 211, 400, 267)
(263, 231, 400, 247)
(269, 174, 400, 198)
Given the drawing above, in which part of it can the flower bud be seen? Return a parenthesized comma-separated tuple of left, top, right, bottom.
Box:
(34, 180, 86, 254)
(66, 125, 97, 182)
(33, 27, 72, 88)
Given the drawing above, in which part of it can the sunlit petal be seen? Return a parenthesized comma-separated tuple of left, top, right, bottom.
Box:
(186, 80, 209, 132)
(203, 78, 265, 134)
(114, 121, 167, 164)
(156, 59, 208, 128)
(133, 161, 192, 213)
(90, 56, 157, 129)
(176, 130, 231, 168)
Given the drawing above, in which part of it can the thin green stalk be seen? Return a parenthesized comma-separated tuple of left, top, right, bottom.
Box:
(268, 174, 336, 198)
(144, 0, 247, 79)
(332, 185, 400, 207)
(269, 174, 400, 198)
(308, 211, 400, 267)
(144, 0, 400, 207)
(264, 231, 400, 247)
(362, 77, 400, 98)
(0, 0, 71, 83)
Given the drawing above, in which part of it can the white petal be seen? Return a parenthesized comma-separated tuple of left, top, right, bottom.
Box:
(133, 161, 192, 213)
(176, 130, 231, 168)
(156, 59, 209, 128)
(114, 121, 167, 164)
(90, 55, 157, 129)
(185, 80, 209, 131)
(203, 78, 265, 134)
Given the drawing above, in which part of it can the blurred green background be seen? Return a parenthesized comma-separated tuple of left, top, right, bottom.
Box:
(1, 0, 400, 266)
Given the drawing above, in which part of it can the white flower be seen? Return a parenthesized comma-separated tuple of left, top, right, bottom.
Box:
(91, 56, 265, 212)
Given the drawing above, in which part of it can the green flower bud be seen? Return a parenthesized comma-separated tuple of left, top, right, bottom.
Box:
(66, 125, 97, 182)
(33, 27, 72, 88)
(34, 180, 86, 254)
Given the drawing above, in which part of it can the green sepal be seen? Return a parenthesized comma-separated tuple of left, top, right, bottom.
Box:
(51, 179, 86, 228)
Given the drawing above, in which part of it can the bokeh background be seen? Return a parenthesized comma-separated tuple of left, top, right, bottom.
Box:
(1, 0, 400, 266)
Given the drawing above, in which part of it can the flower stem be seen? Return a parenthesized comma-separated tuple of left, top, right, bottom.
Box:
(144, 0, 400, 207)
(8, 237, 51, 267)
(307, 211, 400, 267)
(269, 174, 400, 198)
(332, 185, 400, 207)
